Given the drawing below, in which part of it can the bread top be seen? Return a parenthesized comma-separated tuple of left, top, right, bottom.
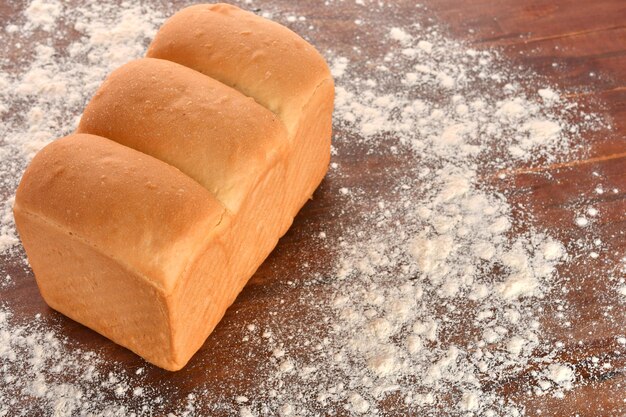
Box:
(14, 134, 226, 293)
(147, 3, 332, 135)
(77, 58, 288, 214)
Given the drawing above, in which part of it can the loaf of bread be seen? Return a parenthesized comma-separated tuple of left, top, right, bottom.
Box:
(13, 3, 333, 371)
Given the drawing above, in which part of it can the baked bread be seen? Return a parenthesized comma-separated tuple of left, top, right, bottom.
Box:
(13, 3, 333, 370)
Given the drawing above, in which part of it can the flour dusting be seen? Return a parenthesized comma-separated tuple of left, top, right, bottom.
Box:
(0, 1, 623, 416)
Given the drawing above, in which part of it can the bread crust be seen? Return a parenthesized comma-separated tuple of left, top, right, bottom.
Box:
(77, 58, 289, 214)
(14, 134, 225, 292)
(147, 3, 332, 134)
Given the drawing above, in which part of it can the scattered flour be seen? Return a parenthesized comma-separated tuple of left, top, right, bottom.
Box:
(23, 0, 63, 32)
(575, 216, 590, 227)
(538, 87, 560, 103)
(0, 1, 622, 416)
(547, 363, 576, 389)
(389, 27, 411, 44)
(0, 198, 18, 253)
(330, 56, 348, 78)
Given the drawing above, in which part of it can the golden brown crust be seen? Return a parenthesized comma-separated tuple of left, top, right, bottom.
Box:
(77, 58, 289, 214)
(13, 208, 177, 369)
(14, 134, 225, 292)
(284, 77, 335, 220)
(147, 3, 332, 134)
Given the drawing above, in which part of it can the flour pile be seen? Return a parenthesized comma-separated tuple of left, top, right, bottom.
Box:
(0, 1, 622, 416)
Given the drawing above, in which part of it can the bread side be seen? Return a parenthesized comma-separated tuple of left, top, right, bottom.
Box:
(14, 209, 176, 367)
(286, 77, 335, 214)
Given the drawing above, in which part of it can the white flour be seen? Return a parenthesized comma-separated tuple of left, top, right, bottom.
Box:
(0, 1, 623, 416)
(23, 0, 63, 32)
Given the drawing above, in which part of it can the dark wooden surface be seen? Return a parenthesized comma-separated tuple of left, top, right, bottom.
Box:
(1, 0, 625, 416)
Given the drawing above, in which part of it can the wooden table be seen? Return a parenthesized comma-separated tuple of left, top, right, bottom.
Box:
(1, 1, 625, 415)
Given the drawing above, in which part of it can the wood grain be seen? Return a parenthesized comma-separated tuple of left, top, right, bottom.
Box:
(433, 2, 626, 415)
(1, 0, 624, 416)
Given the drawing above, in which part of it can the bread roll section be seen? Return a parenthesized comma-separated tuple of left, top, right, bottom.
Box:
(147, 3, 331, 134)
(13, 3, 333, 371)
(14, 134, 230, 369)
(77, 58, 292, 285)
